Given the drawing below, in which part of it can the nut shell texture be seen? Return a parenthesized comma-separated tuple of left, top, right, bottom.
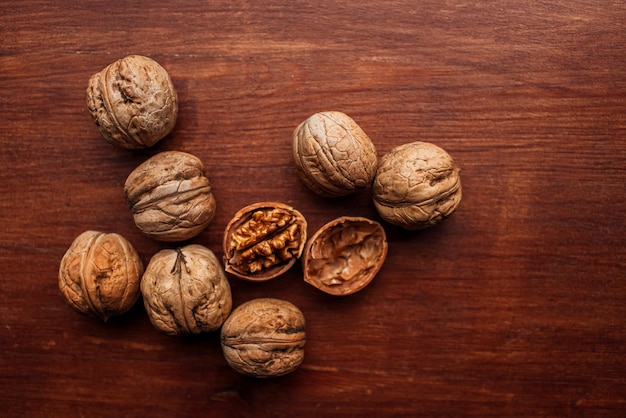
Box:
(303, 217, 387, 296)
(293, 111, 378, 197)
(372, 141, 462, 230)
(223, 202, 307, 281)
(124, 151, 216, 242)
(58, 230, 143, 321)
(86, 54, 178, 149)
(221, 298, 306, 378)
(141, 245, 232, 336)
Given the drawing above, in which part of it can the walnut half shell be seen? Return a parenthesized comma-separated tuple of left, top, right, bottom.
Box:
(303, 216, 388, 296)
(86, 54, 178, 149)
(124, 151, 217, 242)
(372, 141, 462, 230)
(221, 298, 306, 378)
(222, 202, 307, 281)
(140, 244, 232, 336)
(58, 230, 143, 321)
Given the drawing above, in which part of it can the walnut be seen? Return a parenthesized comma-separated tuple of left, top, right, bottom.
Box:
(292, 111, 378, 197)
(58, 230, 143, 321)
(86, 54, 178, 149)
(140, 244, 232, 336)
(222, 202, 307, 281)
(221, 298, 306, 378)
(124, 151, 216, 242)
(303, 216, 388, 296)
(372, 141, 462, 230)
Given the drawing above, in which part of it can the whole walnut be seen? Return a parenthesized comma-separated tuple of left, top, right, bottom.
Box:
(221, 298, 306, 378)
(86, 54, 178, 149)
(141, 244, 232, 336)
(58, 230, 143, 321)
(303, 216, 388, 296)
(222, 202, 307, 281)
(124, 151, 217, 242)
(292, 111, 378, 197)
(372, 141, 462, 230)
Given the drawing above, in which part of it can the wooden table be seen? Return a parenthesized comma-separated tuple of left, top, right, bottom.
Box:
(2, 1, 625, 417)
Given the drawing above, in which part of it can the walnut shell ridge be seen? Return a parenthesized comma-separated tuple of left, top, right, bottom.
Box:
(221, 298, 306, 378)
(86, 54, 178, 149)
(58, 230, 143, 321)
(141, 245, 232, 336)
(293, 111, 378, 197)
(372, 141, 462, 230)
(124, 151, 217, 242)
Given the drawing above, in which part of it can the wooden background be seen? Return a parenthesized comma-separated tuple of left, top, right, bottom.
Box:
(1, 1, 625, 417)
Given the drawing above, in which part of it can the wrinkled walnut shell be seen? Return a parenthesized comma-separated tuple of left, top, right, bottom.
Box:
(293, 111, 378, 197)
(303, 217, 387, 296)
(222, 202, 307, 281)
(124, 151, 217, 242)
(86, 54, 178, 149)
(372, 141, 462, 230)
(221, 298, 306, 378)
(58, 230, 143, 321)
(141, 244, 232, 336)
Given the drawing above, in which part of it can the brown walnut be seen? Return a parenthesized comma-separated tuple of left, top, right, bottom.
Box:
(124, 151, 217, 242)
(303, 216, 388, 296)
(58, 230, 143, 321)
(140, 244, 232, 336)
(222, 202, 307, 281)
(221, 298, 306, 378)
(292, 111, 378, 197)
(372, 141, 462, 230)
(86, 54, 178, 149)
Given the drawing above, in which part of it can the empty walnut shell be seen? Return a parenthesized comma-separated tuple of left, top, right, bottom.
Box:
(58, 230, 143, 321)
(124, 151, 217, 242)
(140, 244, 232, 336)
(221, 298, 306, 378)
(303, 216, 388, 296)
(86, 54, 178, 149)
(372, 141, 462, 230)
(222, 202, 307, 281)
(292, 111, 378, 197)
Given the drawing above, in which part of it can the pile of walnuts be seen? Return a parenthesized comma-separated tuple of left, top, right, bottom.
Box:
(59, 55, 462, 378)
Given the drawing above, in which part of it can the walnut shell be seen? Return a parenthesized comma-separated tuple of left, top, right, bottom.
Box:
(293, 111, 378, 197)
(124, 151, 216, 242)
(58, 230, 143, 321)
(140, 244, 232, 336)
(221, 298, 306, 378)
(222, 202, 307, 281)
(303, 216, 387, 296)
(86, 54, 178, 149)
(372, 141, 462, 230)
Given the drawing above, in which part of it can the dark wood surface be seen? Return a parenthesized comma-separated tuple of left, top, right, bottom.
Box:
(1, 1, 625, 417)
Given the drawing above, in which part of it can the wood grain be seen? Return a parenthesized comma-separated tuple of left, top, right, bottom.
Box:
(1, 1, 625, 417)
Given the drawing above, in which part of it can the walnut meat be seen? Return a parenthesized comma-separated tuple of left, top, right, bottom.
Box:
(58, 230, 143, 321)
(223, 202, 307, 281)
(86, 55, 178, 149)
(221, 298, 306, 378)
(293, 111, 378, 197)
(140, 244, 232, 336)
(303, 216, 388, 296)
(124, 151, 216, 242)
(372, 141, 462, 230)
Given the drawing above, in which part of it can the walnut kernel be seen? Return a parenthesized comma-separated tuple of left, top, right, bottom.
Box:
(293, 111, 378, 197)
(221, 298, 306, 378)
(372, 141, 462, 230)
(223, 202, 307, 281)
(58, 230, 143, 321)
(124, 151, 217, 242)
(86, 55, 178, 149)
(140, 244, 232, 336)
